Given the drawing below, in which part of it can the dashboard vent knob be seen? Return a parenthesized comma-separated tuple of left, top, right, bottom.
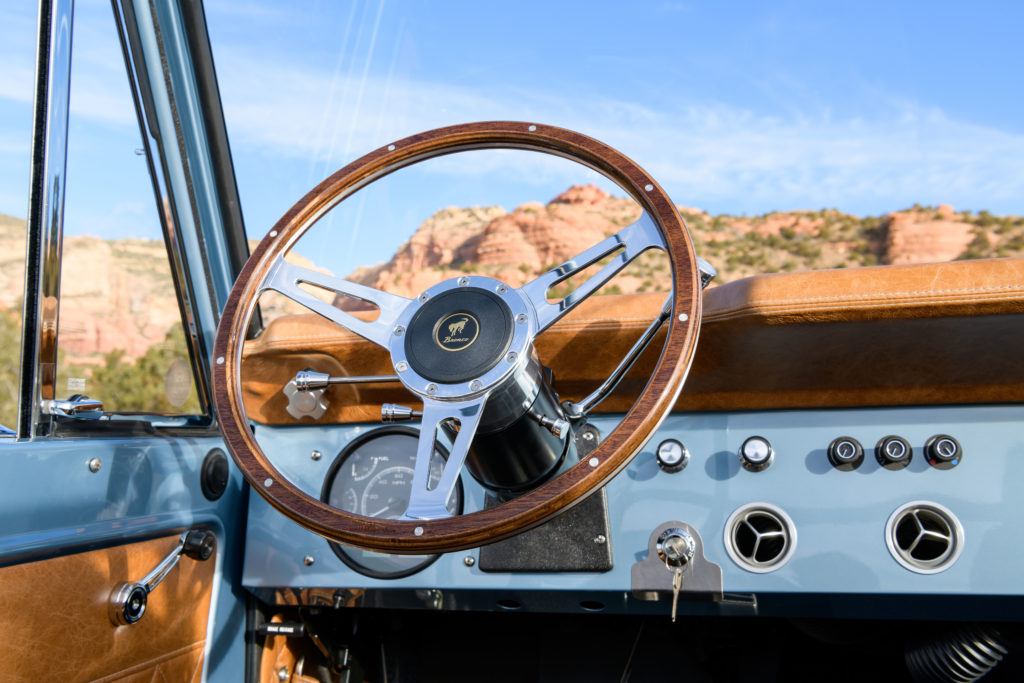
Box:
(875, 435, 912, 470)
(924, 434, 962, 470)
(827, 436, 864, 471)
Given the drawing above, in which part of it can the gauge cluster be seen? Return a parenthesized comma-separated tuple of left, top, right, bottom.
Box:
(320, 426, 462, 578)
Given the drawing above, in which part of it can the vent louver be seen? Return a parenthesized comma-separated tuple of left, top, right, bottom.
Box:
(886, 501, 964, 574)
(724, 503, 796, 573)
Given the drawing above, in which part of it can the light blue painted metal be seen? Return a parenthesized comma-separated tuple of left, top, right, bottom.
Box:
(243, 405, 1024, 606)
(0, 435, 247, 680)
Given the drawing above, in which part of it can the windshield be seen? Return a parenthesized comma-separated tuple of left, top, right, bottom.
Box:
(202, 0, 1024, 300)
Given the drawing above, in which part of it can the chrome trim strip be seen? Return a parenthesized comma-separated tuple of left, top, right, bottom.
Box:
(18, 0, 75, 439)
(114, 0, 211, 417)
(125, 0, 223, 381)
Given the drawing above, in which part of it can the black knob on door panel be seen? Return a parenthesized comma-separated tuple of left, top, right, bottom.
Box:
(875, 435, 912, 470)
(925, 434, 962, 470)
(740, 436, 774, 472)
(827, 436, 864, 471)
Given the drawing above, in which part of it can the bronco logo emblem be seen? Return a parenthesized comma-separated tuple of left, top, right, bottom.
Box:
(435, 312, 480, 352)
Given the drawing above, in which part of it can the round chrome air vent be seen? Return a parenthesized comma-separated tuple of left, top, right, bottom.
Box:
(885, 501, 964, 574)
(724, 503, 797, 573)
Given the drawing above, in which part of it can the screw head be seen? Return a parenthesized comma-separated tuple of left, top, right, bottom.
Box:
(506, 352, 517, 363)
(463, 556, 476, 567)
(496, 284, 508, 294)
(516, 313, 528, 324)
(396, 361, 409, 372)
(87, 458, 101, 473)
(426, 384, 438, 395)
(458, 277, 469, 286)
(311, 450, 322, 461)
(394, 325, 405, 336)
(418, 293, 430, 303)
(303, 554, 315, 566)
(469, 380, 482, 391)
(594, 534, 607, 545)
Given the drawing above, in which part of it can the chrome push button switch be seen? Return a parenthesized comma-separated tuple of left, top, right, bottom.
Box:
(656, 439, 689, 473)
(739, 436, 774, 472)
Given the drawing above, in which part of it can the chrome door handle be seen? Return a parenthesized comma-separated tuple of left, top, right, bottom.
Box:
(108, 529, 215, 625)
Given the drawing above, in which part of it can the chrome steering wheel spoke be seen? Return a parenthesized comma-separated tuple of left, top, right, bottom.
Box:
(402, 395, 488, 521)
(518, 211, 664, 332)
(263, 259, 411, 349)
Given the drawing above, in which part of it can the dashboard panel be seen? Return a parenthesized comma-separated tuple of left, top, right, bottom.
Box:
(243, 403, 1024, 618)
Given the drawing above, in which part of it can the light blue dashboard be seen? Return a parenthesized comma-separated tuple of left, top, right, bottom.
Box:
(244, 404, 1024, 615)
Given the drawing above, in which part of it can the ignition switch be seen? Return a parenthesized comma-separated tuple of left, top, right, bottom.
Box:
(656, 527, 696, 568)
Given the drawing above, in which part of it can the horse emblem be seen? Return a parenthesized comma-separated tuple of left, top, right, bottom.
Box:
(436, 313, 478, 351)
(448, 318, 468, 336)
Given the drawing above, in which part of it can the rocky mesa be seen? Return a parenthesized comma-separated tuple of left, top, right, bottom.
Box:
(336, 186, 1024, 312)
(1, 190, 1022, 363)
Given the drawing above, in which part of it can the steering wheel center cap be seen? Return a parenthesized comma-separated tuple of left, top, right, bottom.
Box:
(402, 285, 515, 384)
(434, 312, 480, 351)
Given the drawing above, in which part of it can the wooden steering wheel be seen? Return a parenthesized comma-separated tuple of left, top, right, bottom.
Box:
(212, 122, 701, 554)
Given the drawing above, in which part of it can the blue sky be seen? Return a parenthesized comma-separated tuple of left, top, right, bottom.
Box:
(2, 0, 1023, 272)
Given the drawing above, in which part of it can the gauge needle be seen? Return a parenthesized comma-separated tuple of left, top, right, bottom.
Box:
(370, 498, 402, 517)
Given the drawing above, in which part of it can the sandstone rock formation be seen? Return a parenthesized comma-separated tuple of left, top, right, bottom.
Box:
(0, 193, 1019, 367)
(882, 208, 974, 265)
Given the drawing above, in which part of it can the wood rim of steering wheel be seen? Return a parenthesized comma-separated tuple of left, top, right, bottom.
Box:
(212, 121, 701, 554)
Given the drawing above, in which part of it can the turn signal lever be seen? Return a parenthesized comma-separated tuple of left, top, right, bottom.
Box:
(109, 530, 216, 626)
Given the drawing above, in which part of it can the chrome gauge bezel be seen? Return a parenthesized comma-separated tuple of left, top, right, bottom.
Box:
(320, 426, 465, 579)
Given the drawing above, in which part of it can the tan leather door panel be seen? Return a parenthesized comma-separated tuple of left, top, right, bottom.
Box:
(0, 534, 215, 682)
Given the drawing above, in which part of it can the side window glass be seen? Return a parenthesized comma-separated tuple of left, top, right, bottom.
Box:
(0, 5, 37, 432)
(55, 2, 201, 415)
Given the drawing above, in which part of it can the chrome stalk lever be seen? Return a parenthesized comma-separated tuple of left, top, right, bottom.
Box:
(381, 403, 423, 423)
(285, 371, 400, 421)
(293, 370, 400, 391)
(562, 295, 673, 421)
(108, 530, 215, 626)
